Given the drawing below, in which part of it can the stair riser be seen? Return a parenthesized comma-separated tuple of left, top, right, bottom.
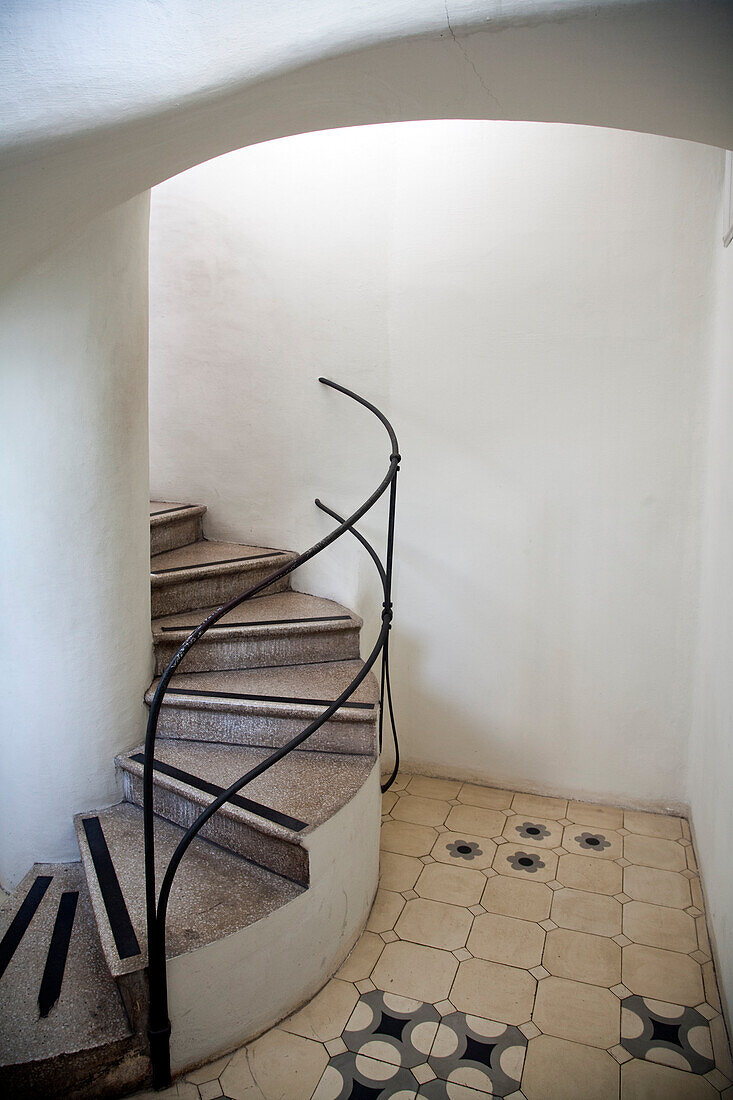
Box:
(119, 771, 308, 885)
(150, 514, 204, 555)
(152, 704, 378, 754)
(151, 567, 291, 618)
(153, 624, 361, 675)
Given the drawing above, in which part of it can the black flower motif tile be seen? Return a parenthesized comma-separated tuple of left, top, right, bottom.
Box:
(312, 1050, 419, 1098)
(621, 995, 715, 1074)
(427, 1013, 526, 1096)
(514, 821, 551, 841)
(575, 831, 611, 852)
(343, 990, 440, 1068)
(506, 850, 546, 873)
(445, 840, 483, 861)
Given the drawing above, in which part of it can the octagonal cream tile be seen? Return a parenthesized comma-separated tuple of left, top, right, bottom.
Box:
(622, 864, 692, 909)
(532, 976, 620, 1048)
(444, 804, 507, 839)
(492, 844, 559, 883)
(622, 943, 704, 1005)
(382, 791, 398, 815)
(379, 850, 424, 893)
(511, 792, 568, 818)
(566, 801, 624, 831)
(621, 1056, 718, 1099)
(391, 795, 451, 828)
(366, 889, 405, 933)
(336, 931, 385, 982)
(624, 810, 683, 840)
(556, 853, 623, 896)
(561, 825, 622, 860)
(481, 876, 553, 922)
(429, 830, 497, 870)
(406, 775, 462, 800)
(415, 861, 486, 907)
(543, 928, 621, 986)
(467, 912, 545, 969)
(522, 1034, 619, 1100)
(395, 897, 472, 951)
(550, 888, 622, 936)
(450, 957, 536, 1024)
(223, 1028, 328, 1100)
(380, 819, 437, 857)
(502, 815, 563, 849)
(281, 978, 359, 1043)
(623, 833, 686, 872)
(457, 783, 514, 809)
(371, 940, 458, 1003)
(622, 901, 697, 953)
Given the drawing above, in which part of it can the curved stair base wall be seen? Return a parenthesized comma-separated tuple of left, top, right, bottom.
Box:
(167, 760, 380, 1074)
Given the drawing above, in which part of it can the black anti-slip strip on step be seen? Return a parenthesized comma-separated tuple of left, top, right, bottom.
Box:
(38, 890, 78, 1018)
(165, 687, 374, 710)
(150, 505, 194, 517)
(81, 817, 141, 960)
(151, 551, 285, 575)
(130, 754, 307, 832)
(160, 614, 352, 632)
(0, 875, 52, 980)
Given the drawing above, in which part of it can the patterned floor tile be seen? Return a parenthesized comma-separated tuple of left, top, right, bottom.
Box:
(428, 1013, 526, 1096)
(311, 1051, 420, 1098)
(164, 773, 729, 1100)
(620, 995, 715, 1073)
(342, 990, 440, 1068)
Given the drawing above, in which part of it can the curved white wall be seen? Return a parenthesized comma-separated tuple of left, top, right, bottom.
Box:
(2, 2, 732, 289)
(689, 196, 733, 1022)
(0, 196, 152, 889)
(150, 121, 723, 810)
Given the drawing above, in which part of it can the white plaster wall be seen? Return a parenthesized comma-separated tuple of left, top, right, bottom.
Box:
(150, 121, 722, 809)
(0, 196, 152, 889)
(689, 186, 733, 1020)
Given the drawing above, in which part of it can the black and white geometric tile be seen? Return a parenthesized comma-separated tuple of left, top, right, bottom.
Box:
(620, 995, 715, 1074)
(427, 1012, 526, 1095)
(312, 991, 526, 1098)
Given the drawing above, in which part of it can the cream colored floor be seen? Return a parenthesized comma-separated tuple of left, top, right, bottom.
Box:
(133, 772, 733, 1100)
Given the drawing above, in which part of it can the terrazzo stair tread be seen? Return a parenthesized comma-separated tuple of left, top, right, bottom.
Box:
(116, 740, 375, 881)
(150, 539, 298, 616)
(149, 501, 206, 555)
(74, 802, 304, 985)
(143, 659, 380, 753)
(0, 861, 137, 1090)
(151, 590, 362, 675)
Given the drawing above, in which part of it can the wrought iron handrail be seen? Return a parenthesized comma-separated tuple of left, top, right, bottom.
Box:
(143, 378, 400, 1089)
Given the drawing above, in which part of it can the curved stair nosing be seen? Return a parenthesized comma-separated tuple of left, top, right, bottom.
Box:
(151, 608, 362, 675)
(150, 550, 296, 618)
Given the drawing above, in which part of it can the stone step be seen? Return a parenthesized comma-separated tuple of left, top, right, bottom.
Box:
(149, 500, 206, 555)
(150, 539, 297, 617)
(74, 804, 303, 1028)
(144, 659, 379, 754)
(0, 862, 147, 1100)
(152, 590, 362, 675)
(115, 741, 376, 885)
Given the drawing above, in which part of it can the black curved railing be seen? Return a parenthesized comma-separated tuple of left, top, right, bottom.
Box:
(143, 378, 400, 1088)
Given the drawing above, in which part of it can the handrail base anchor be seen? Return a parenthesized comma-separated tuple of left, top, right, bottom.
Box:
(149, 1020, 172, 1091)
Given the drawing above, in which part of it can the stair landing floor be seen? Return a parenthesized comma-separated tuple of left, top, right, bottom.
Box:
(126, 772, 733, 1100)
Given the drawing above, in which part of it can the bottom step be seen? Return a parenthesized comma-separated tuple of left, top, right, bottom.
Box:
(0, 862, 146, 1100)
(74, 803, 305, 993)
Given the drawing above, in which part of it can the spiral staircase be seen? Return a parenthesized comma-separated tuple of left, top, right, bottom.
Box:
(0, 500, 382, 1098)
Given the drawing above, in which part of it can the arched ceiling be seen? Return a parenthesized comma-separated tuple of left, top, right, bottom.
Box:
(1, 0, 731, 289)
